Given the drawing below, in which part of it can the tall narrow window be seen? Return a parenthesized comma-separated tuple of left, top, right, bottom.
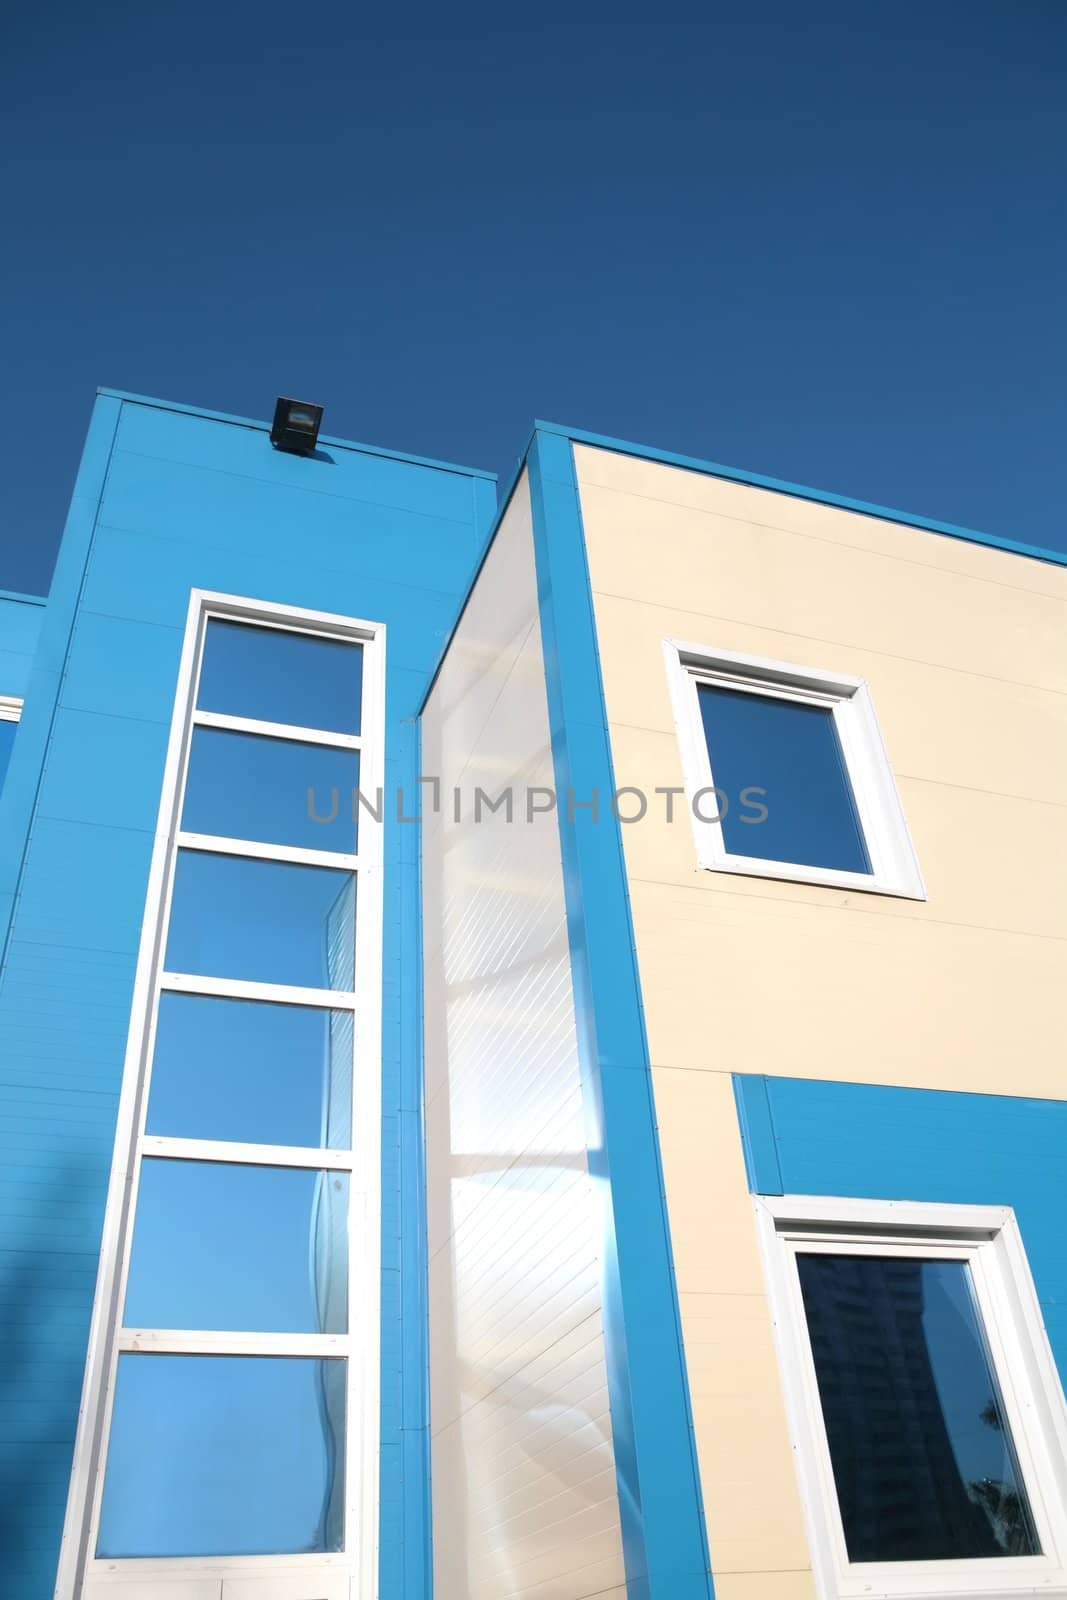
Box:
(57, 594, 384, 1600)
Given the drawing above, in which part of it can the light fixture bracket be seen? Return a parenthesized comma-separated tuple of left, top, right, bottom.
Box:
(270, 396, 324, 455)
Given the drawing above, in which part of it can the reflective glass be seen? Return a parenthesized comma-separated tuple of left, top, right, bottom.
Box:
(798, 1253, 1039, 1561)
(197, 619, 362, 735)
(182, 727, 359, 852)
(146, 993, 352, 1149)
(125, 1159, 349, 1333)
(165, 851, 355, 990)
(0, 719, 15, 792)
(97, 1353, 345, 1556)
(698, 684, 871, 873)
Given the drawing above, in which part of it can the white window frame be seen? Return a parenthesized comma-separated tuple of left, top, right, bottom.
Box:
(755, 1195, 1067, 1600)
(663, 640, 925, 898)
(54, 591, 386, 1600)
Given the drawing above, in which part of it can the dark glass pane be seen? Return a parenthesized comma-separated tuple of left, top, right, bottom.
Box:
(182, 727, 359, 852)
(97, 1354, 345, 1556)
(124, 1159, 349, 1333)
(146, 994, 352, 1149)
(797, 1253, 1040, 1562)
(197, 619, 362, 735)
(698, 685, 871, 874)
(0, 719, 15, 791)
(165, 852, 355, 990)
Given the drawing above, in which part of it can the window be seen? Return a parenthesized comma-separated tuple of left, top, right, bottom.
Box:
(0, 694, 22, 790)
(56, 594, 384, 1600)
(663, 642, 924, 897)
(756, 1196, 1067, 1599)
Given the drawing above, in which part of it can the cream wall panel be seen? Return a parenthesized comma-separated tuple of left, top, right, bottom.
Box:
(629, 865, 1066, 1096)
(422, 473, 625, 1600)
(654, 1067, 811, 1578)
(608, 720, 1067, 942)
(575, 442, 1067, 1596)
(711, 1575, 818, 1600)
(592, 591, 1067, 809)
(574, 441, 1067, 602)
(576, 448, 1067, 1100)
(576, 475, 1067, 694)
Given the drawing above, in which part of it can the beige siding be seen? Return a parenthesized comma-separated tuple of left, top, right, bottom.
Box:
(574, 441, 1067, 1599)
(422, 473, 626, 1600)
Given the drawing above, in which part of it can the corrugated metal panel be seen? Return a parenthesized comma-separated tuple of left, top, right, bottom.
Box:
(422, 473, 626, 1600)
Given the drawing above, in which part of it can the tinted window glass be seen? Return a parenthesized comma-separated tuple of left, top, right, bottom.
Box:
(0, 719, 15, 792)
(125, 1159, 349, 1333)
(698, 685, 871, 873)
(97, 1354, 345, 1556)
(146, 994, 352, 1149)
(197, 619, 362, 734)
(798, 1253, 1039, 1561)
(165, 852, 355, 990)
(182, 727, 359, 852)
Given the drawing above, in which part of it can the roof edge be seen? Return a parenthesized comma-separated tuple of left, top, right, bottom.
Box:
(97, 388, 497, 482)
(0, 587, 47, 606)
(534, 419, 1067, 570)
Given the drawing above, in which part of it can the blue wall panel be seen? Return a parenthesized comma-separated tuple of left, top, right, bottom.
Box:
(736, 1073, 1067, 1390)
(0, 393, 494, 1598)
(0, 591, 45, 702)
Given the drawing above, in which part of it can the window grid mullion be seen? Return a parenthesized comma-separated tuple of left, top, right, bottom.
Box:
(114, 1330, 352, 1358)
(191, 707, 363, 750)
(137, 1135, 356, 1172)
(174, 829, 360, 872)
(158, 971, 358, 1008)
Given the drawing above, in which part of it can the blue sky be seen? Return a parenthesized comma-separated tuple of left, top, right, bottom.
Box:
(2, 2, 1064, 595)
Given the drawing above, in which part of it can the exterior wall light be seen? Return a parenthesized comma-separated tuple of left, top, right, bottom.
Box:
(270, 396, 324, 454)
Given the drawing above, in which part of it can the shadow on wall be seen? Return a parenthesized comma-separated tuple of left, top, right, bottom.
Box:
(0, 1156, 102, 1596)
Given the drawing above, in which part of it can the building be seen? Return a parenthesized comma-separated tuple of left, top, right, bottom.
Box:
(2, 388, 1066, 1600)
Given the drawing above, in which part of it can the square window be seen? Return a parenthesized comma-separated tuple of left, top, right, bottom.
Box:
(665, 642, 924, 896)
(756, 1197, 1067, 1599)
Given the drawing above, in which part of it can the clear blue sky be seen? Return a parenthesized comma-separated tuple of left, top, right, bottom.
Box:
(2, 2, 1064, 596)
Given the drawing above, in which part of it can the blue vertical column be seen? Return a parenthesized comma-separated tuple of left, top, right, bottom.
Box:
(384, 713, 432, 1600)
(527, 430, 712, 1600)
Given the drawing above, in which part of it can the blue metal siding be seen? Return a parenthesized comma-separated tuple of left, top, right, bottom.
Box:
(528, 430, 713, 1600)
(735, 1073, 1067, 1389)
(0, 393, 494, 1599)
(0, 397, 123, 962)
(0, 591, 45, 702)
